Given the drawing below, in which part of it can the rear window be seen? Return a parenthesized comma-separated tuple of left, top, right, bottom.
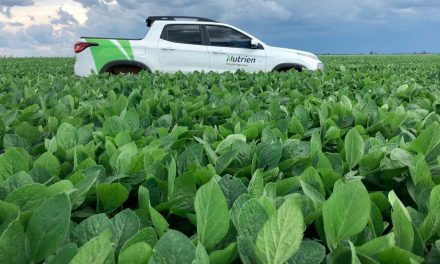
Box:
(161, 25, 202, 45)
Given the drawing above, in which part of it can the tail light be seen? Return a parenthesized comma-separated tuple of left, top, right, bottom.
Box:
(74, 42, 98, 53)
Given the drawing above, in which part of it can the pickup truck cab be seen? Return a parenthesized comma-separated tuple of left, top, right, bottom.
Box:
(74, 16, 324, 76)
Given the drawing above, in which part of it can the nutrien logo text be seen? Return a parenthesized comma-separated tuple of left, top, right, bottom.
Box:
(226, 55, 256, 64)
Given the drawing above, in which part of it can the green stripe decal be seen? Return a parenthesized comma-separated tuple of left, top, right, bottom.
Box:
(86, 38, 134, 73)
(117, 40, 134, 60)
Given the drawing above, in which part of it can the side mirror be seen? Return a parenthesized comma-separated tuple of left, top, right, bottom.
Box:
(251, 39, 259, 49)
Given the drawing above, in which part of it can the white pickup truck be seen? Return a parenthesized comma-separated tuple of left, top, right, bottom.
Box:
(74, 16, 323, 76)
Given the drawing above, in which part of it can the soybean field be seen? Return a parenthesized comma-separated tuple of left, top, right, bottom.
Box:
(0, 55, 440, 264)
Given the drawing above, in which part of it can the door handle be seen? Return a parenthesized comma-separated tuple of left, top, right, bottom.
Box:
(212, 51, 227, 54)
(161, 47, 175, 51)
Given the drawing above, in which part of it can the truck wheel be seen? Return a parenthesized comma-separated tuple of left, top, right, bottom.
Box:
(108, 65, 143, 75)
(277, 66, 303, 72)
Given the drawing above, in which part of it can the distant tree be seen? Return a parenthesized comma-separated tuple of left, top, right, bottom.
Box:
(422, 51, 427, 54)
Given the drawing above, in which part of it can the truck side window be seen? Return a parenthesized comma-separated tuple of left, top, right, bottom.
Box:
(161, 25, 202, 45)
(205, 25, 251, 49)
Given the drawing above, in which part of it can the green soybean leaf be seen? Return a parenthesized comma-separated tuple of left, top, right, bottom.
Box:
(115, 131, 131, 147)
(193, 243, 209, 264)
(103, 116, 128, 136)
(379, 246, 424, 264)
(0, 219, 27, 264)
(299, 167, 325, 195)
(369, 191, 390, 213)
(195, 179, 230, 249)
(96, 183, 129, 211)
(390, 148, 413, 167)
(409, 154, 435, 188)
(349, 241, 361, 264)
(300, 180, 325, 209)
(3, 134, 31, 151)
(356, 233, 396, 257)
(47, 243, 78, 264)
(0, 201, 19, 234)
(389, 192, 414, 251)
(215, 148, 239, 174)
(149, 230, 196, 264)
(149, 203, 169, 237)
(209, 242, 238, 264)
(324, 126, 340, 141)
(323, 180, 370, 250)
(167, 157, 176, 200)
(57, 122, 78, 150)
(388, 190, 411, 219)
(0, 148, 28, 181)
(215, 134, 246, 153)
(26, 193, 71, 263)
(219, 174, 247, 208)
(256, 139, 282, 170)
(230, 193, 251, 230)
(345, 128, 364, 169)
(112, 209, 140, 250)
(33, 152, 60, 178)
(289, 116, 305, 135)
(258, 195, 276, 217)
(118, 242, 152, 264)
(45, 137, 58, 153)
(238, 235, 258, 264)
(238, 198, 268, 240)
(248, 169, 264, 198)
(138, 185, 150, 211)
(371, 204, 386, 236)
(287, 240, 326, 264)
(256, 195, 305, 264)
(418, 185, 440, 241)
(0, 171, 33, 200)
(237, 198, 269, 264)
(70, 170, 99, 209)
(47, 180, 74, 196)
(410, 123, 440, 163)
(177, 144, 204, 173)
(71, 213, 116, 246)
(120, 227, 158, 252)
(5, 183, 47, 213)
(71, 230, 114, 264)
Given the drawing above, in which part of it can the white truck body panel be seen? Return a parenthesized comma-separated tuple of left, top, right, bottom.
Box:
(158, 38, 211, 73)
(74, 19, 323, 76)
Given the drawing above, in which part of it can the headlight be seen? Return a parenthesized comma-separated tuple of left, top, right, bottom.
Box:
(317, 63, 324, 70)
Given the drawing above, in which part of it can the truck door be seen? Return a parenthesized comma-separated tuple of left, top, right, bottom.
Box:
(158, 24, 211, 73)
(204, 25, 266, 73)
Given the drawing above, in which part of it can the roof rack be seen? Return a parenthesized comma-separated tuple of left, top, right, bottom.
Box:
(146, 16, 217, 27)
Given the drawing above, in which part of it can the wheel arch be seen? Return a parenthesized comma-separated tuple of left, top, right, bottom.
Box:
(272, 63, 306, 72)
(100, 60, 151, 74)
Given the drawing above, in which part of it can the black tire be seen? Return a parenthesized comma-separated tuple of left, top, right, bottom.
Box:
(108, 65, 143, 75)
(272, 63, 304, 72)
(277, 66, 303, 72)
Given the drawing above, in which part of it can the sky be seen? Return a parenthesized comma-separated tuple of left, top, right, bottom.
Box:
(0, 0, 439, 56)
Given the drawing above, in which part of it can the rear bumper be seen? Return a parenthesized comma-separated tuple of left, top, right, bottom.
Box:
(74, 48, 97, 77)
(74, 60, 90, 77)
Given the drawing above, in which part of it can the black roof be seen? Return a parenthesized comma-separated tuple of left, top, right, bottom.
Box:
(146, 16, 217, 27)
